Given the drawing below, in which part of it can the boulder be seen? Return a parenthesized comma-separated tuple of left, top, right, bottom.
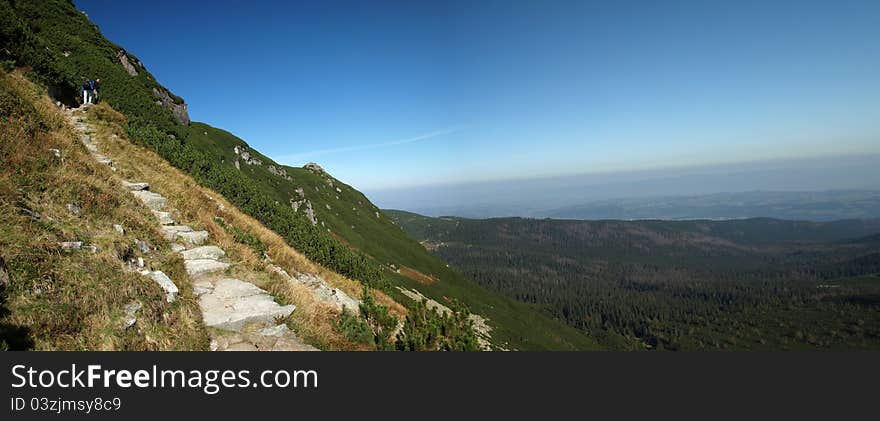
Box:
(113, 224, 125, 234)
(122, 301, 142, 329)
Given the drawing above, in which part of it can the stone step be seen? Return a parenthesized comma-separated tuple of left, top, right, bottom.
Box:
(181, 245, 225, 260)
(143, 270, 178, 302)
(122, 181, 150, 191)
(177, 230, 210, 246)
(94, 154, 112, 165)
(131, 190, 166, 210)
(161, 225, 192, 241)
(198, 278, 295, 332)
(151, 210, 175, 225)
(184, 259, 230, 277)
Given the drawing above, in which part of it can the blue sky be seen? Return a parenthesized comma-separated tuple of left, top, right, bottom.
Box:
(76, 0, 880, 191)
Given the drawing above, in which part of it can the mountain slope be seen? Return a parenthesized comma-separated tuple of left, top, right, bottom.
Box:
(1, 0, 601, 349)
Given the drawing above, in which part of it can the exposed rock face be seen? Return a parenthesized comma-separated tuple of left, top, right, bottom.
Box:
(116, 50, 139, 76)
(151, 87, 190, 125)
(304, 162, 324, 174)
(232, 145, 262, 166)
(396, 286, 493, 350)
(267, 165, 292, 180)
(122, 301, 142, 329)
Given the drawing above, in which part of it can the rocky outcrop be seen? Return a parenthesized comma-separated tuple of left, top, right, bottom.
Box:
(304, 162, 324, 174)
(232, 145, 262, 166)
(396, 286, 493, 350)
(267, 165, 292, 180)
(151, 87, 190, 125)
(267, 264, 360, 314)
(116, 49, 139, 76)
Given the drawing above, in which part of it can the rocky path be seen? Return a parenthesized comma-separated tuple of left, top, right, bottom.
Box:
(67, 107, 318, 351)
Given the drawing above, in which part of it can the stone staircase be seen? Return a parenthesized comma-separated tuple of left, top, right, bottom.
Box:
(67, 107, 318, 351)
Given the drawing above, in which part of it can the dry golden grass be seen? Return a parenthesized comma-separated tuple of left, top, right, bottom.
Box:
(85, 103, 406, 349)
(399, 265, 438, 285)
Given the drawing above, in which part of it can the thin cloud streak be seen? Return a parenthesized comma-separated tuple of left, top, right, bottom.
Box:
(275, 127, 462, 163)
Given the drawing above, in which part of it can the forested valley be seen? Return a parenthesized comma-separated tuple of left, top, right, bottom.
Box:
(387, 211, 880, 350)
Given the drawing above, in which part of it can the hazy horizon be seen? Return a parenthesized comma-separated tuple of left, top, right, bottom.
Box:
(365, 154, 880, 218)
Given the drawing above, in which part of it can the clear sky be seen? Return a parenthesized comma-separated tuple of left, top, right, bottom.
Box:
(76, 0, 880, 191)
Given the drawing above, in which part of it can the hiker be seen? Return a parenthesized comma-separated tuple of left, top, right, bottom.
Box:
(81, 79, 92, 105)
(91, 79, 101, 103)
(81, 78, 100, 105)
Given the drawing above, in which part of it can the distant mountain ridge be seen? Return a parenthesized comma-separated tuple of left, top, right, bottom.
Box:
(543, 190, 880, 221)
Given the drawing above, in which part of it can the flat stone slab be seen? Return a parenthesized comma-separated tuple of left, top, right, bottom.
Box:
(131, 190, 167, 211)
(177, 230, 209, 245)
(181, 245, 225, 260)
(199, 278, 295, 332)
(122, 181, 150, 191)
(161, 225, 192, 241)
(184, 258, 230, 277)
(169, 243, 186, 252)
(151, 210, 174, 225)
(145, 270, 178, 302)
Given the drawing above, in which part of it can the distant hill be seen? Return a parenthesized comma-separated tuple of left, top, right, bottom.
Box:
(387, 210, 880, 350)
(544, 190, 880, 221)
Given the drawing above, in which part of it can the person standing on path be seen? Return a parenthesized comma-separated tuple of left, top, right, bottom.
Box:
(81, 79, 92, 105)
(91, 78, 100, 103)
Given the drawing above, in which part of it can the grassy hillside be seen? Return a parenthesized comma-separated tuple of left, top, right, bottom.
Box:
(387, 210, 880, 350)
(0, 70, 208, 350)
(1, 0, 602, 349)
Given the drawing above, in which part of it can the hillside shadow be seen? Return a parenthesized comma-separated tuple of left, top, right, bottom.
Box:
(0, 259, 34, 350)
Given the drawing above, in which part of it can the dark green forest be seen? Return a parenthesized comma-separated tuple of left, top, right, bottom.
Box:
(388, 211, 880, 350)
